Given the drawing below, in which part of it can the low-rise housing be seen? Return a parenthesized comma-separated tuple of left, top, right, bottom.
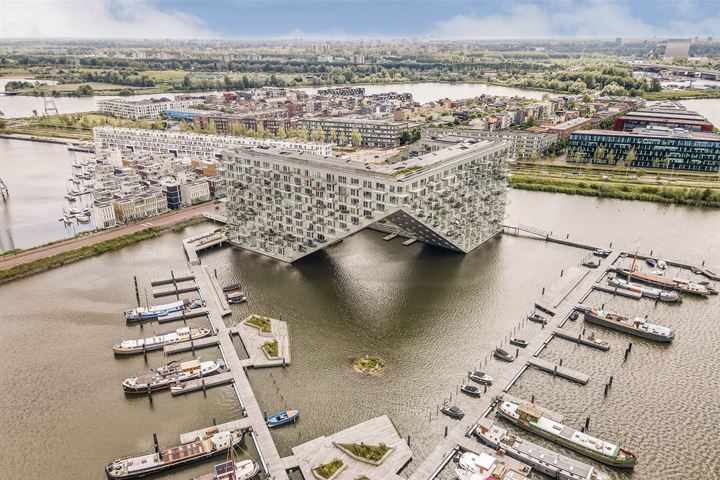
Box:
(97, 97, 204, 119)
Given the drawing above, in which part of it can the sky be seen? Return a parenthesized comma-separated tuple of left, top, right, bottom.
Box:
(1, 0, 719, 40)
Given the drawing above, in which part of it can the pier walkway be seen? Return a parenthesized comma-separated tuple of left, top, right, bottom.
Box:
(188, 259, 290, 480)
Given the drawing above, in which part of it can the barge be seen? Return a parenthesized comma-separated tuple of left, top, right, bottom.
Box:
(122, 359, 224, 393)
(607, 277, 680, 303)
(582, 307, 674, 342)
(475, 417, 611, 480)
(124, 298, 205, 322)
(105, 428, 245, 479)
(615, 268, 714, 297)
(112, 327, 212, 355)
(496, 399, 637, 468)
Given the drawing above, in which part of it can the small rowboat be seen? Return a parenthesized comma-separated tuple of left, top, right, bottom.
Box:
(569, 310, 580, 321)
(223, 283, 241, 292)
(509, 337, 528, 348)
(468, 371, 493, 385)
(266, 409, 299, 427)
(460, 384, 481, 397)
(440, 404, 464, 419)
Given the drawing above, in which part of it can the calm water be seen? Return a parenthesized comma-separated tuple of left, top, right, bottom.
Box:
(0, 138, 96, 252)
(1, 190, 718, 479)
(0, 82, 556, 118)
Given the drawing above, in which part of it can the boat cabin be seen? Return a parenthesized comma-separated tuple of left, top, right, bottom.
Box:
(518, 403, 543, 423)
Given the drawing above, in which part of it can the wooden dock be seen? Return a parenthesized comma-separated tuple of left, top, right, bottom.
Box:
(402, 238, 417, 246)
(157, 307, 209, 324)
(383, 233, 398, 241)
(232, 316, 291, 368)
(163, 335, 220, 354)
(183, 231, 227, 266)
(282, 415, 412, 480)
(527, 357, 590, 384)
(170, 372, 234, 396)
(534, 266, 590, 314)
(553, 330, 610, 351)
(150, 272, 195, 286)
(592, 284, 642, 299)
(152, 283, 199, 298)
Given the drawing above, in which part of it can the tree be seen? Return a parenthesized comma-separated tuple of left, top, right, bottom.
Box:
(328, 127, 337, 144)
(182, 74, 192, 89)
(229, 122, 246, 136)
(593, 146, 607, 164)
(255, 123, 267, 138)
(0, 118, 6, 130)
(311, 126, 325, 142)
(152, 117, 164, 130)
(205, 120, 217, 134)
(337, 131, 347, 146)
(276, 125, 287, 139)
(192, 120, 203, 133)
(297, 127, 309, 141)
(624, 148, 636, 176)
(606, 150, 615, 165)
(179, 120, 191, 132)
(350, 128, 362, 147)
(649, 78, 661, 92)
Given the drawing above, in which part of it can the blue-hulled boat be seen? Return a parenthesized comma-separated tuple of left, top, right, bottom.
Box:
(266, 409, 299, 427)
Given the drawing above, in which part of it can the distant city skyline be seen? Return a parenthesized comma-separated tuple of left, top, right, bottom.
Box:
(1, 0, 719, 40)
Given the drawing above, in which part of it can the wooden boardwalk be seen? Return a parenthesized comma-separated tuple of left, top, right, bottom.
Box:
(163, 335, 219, 354)
(150, 272, 195, 286)
(170, 372, 234, 396)
(190, 257, 290, 480)
(527, 357, 590, 384)
(282, 415, 412, 480)
(554, 329, 611, 351)
(232, 317, 291, 368)
(152, 283, 199, 298)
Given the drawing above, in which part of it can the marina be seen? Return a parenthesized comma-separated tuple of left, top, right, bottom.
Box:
(2, 190, 719, 479)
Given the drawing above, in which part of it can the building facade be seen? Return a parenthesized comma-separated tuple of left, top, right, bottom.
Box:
(422, 127, 559, 159)
(568, 128, 720, 172)
(91, 201, 117, 229)
(94, 127, 332, 158)
(297, 117, 410, 148)
(221, 140, 509, 262)
(97, 98, 203, 119)
(613, 109, 713, 132)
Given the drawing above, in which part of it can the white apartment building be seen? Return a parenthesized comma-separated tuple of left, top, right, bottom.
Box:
(97, 98, 204, 119)
(297, 117, 410, 148)
(422, 127, 559, 159)
(221, 139, 509, 262)
(93, 127, 333, 158)
(91, 200, 117, 229)
(180, 180, 211, 206)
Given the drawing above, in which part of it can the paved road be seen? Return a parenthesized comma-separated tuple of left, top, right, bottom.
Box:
(0, 202, 218, 270)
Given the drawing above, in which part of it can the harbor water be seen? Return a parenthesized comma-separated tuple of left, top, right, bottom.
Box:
(1, 190, 718, 479)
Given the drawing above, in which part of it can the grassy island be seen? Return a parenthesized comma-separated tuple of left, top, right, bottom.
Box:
(246, 315, 272, 333)
(312, 459, 344, 479)
(338, 442, 390, 463)
(352, 355, 385, 375)
(262, 340, 279, 358)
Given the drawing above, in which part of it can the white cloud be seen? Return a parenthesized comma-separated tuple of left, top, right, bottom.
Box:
(432, 1, 719, 39)
(1, 0, 213, 38)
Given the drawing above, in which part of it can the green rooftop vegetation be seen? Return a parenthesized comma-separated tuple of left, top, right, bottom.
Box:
(246, 315, 272, 333)
(262, 340, 279, 358)
(312, 458, 344, 479)
(338, 442, 390, 462)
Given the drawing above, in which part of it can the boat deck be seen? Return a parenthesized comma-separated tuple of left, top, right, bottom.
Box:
(180, 418, 252, 444)
(592, 284, 642, 299)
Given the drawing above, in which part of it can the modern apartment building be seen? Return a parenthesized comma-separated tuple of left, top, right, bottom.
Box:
(568, 127, 720, 172)
(91, 200, 117, 229)
(297, 117, 410, 148)
(97, 97, 204, 119)
(422, 127, 559, 159)
(613, 109, 713, 132)
(221, 139, 509, 262)
(93, 127, 333, 158)
(112, 190, 168, 223)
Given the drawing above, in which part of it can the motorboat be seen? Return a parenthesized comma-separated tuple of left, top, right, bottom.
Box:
(510, 338, 528, 348)
(569, 310, 580, 321)
(207, 460, 260, 480)
(460, 384, 481, 397)
(582, 259, 599, 268)
(223, 283, 241, 292)
(593, 249, 611, 257)
(227, 294, 247, 305)
(266, 409, 300, 427)
(468, 371, 493, 385)
(645, 258, 657, 268)
(493, 347, 516, 362)
(657, 260, 667, 270)
(77, 215, 90, 223)
(440, 404, 464, 419)
(527, 313, 547, 324)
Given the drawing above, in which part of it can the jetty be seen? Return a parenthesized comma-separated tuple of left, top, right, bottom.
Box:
(156, 307, 209, 324)
(152, 282, 199, 298)
(170, 372, 235, 396)
(503, 224, 603, 251)
(183, 231, 228, 266)
(527, 357, 590, 384)
(163, 335, 220, 354)
(553, 329, 611, 351)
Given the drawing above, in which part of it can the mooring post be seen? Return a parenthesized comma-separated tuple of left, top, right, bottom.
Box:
(559, 358, 563, 366)
(601, 303, 605, 309)
(212, 416, 217, 426)
(553, 365, 557, 376)
(604, 383, 609, 397)
(153, 433, 161, 459)
(582, 327, 586, 335)
(560, 269, 564, 277)
(214, 268, 217, 278)
(566, 233, 569, 239)
(650, 250, 653, 256)
(609, 242, 612, 248)
(407, 435, 411, 447)
(531, 395, 535, 403)
(628, 342, 633, 352)
(444, 426, 448, 438)
(542, 287, 545, 295)
(147, 385, 152, 404)
(608, 376, 614, 387)
(585, 416, 590, 431)
(484, 385, 487, 393)
(142, 343, 147, 361)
